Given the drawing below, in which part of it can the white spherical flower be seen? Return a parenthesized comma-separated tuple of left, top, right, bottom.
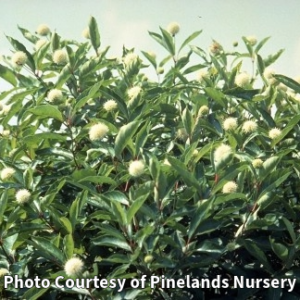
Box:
(176, 128, 188, 140)
(199, 105, 209, 116)
(124, 52, 138, 67)
(235, 72, 251, 88)
(89, 123, 109, 141)
(64, 257, 84, 276)
(252, 158, 263, 169)
(129, 160, 145, 177)
(1, 104, 11, 115)
(2, 129, 10, 137)
(197, 69, 209, 82)
(36, 24, 50, 36)
(48, 89, 63, 103)
(11, 51, 27, 67)
(209, 41, 222, 55)
(103, 99, 118, 112)
(246, 35, 257, 46)
(0, 268, 9, 277)
(1, 167, 15, 181)
(242, 120, 258, 134)
(167, 22, 180, 36)
(263, 67, 276, 84)
(278, 83, 287, 92)
(223, 117, 238, 131)
(127, 86, 142, 100)
(269, 128, 282, 139)
(35, 39, 47, 50)
(53, 49, 68, 65)
(222, 181, 238, 194)
(16, 189, 31, 204)
(82, 27, 90, 39)
(214, 144, 232, 162)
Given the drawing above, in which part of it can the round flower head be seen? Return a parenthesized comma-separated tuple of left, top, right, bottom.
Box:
(242, 120, 258, 134)
(35, 39, 47, 51)
(252, 158, 263, 169)
(1, 167, 15, 181)
(103, 99, 118, 112)
(36, 24, 50, 36)
(64, 257, 84, 276)
(16, 189, 31, 204)
(214, 144, 232, 162)
(11, 51, 27, 67)
(198, 105, 209, 116)
(176, 128, 188, 141)
(0, 268, 9, 277)
(245, 35, 257, 46)
(197, 69, 209, 82)
(2, 129, 10, 137)
(129, 160, 145, 177)
(223, 117, 238, 131)
(127, 86, 141, 100)
(263, 67, 276, 85)
(209, 41, 222, 55)
(269, 128, 282, 139)
(222, 181, 238, 194)
(123, 52, 138, 68)
(167, 22, 180, 36)
(89, 123, 109, 141)
(48, 89, 63, 103)
(53, 49, 68, 65)
(82, 27, 90, 39)
(235, 72, 251, 88)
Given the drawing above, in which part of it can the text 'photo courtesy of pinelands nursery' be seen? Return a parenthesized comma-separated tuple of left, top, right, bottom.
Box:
(1, 15, 300, 300)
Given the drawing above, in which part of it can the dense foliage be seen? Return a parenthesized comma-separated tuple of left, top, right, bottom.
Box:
(1, 17, 300, 299)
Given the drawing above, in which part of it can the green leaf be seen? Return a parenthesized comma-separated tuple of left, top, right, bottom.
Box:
(63, 234, 74, 259)
(179, 30, 202, 53)
(114, 120, 140, 159)
(269, 237, 288, 262)
(0, 64, 17, 86)
(23, 287, 50, 300)
(92, 237, 132, 252)
(0, 190, 8, 224)
(127, 193, 149, 224)
(50, 32, 60, 52)
(243, 239, 273, 273)
(282, 217, 296, 244)
(55, 64, 72, 88)
(89, 16, 101, 52)
(28, 105, 64, 122)
(182, 107, 193, 136)
(264, 49, 284, 67)
(60, 217, 72, 234)
(255, 36, 271, 53)
(29, 237, 65, 264)
(167, 156, 200, 189)
(274, 74, 300, 94)
(141, 50, 157, 68)
(160, 27, 175, 56)
(188, 200, 213, 240)
(23, 133, 66, 146)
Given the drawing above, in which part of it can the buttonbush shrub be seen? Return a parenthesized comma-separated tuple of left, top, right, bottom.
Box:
(1, 17, 300, 299)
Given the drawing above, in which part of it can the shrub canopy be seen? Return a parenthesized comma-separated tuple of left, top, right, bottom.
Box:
(1, 16, 300, 299)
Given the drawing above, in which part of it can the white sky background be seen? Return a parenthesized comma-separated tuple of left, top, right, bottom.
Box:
(1, 0, 300, 85)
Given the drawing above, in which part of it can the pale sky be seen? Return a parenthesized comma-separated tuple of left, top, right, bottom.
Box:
(1, 0, 300, 83)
